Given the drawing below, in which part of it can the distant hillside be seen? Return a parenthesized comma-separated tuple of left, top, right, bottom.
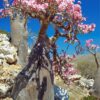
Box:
(0, 30, 9, 35)
(74, 53, 100, 79)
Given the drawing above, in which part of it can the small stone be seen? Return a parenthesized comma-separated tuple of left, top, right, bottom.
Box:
(0, 53, 5, 59)
(5, 54, 17, 64)
(0, 59, 3, 66)
(0, 34, 9, 42)
(0, 84, 10, 96)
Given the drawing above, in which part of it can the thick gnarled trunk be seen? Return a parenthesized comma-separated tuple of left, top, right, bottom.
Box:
(9, 20, 54, 100)
(10, 41, 54, 100)
(16, 68, 54, 100)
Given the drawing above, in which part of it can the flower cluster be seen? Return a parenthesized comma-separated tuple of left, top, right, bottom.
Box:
(0, 0, 95, 35)
(53, 52, 78, 84)
(13, 0, 49, 12)
(86, 39, 99, 51)
(78, 24, 96, 34)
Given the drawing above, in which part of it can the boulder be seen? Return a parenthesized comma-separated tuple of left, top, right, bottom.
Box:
(0, 34, 9, 42)
(5, 54, 17, 64)
(0, 53, 5, 59)
(0, 45, 17, 55)
(0, 34, 17, 64)
(0, 84, 10, 97)
(79, 77, 94, 88)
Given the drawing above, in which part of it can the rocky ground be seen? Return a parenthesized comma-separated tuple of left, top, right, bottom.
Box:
(0, 33, 94, 100)
(55, 75, 90, 100)
(0, 33, 21, 100)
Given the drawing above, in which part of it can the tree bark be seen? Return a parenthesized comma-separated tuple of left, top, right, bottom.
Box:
(89, 54, 100, 98)
(10, 12, 28, 67)
(9, 41, 54, 100)
(93, 53, 99, 69)
(9, 19, 54, 100)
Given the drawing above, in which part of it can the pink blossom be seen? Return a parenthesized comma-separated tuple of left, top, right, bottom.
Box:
(64, 39, 68, 43)
(0, 0, 96, 36)
(91, 44, 97, 49)
(0, 9, 3, 13)
(88, 24, 96, 31)
(58, 2, 67, 11)
(73, 4, 81, 12)
(77, 1, 81, 5)
(78, 24, 95, 34)
(86, 39, 93, 47)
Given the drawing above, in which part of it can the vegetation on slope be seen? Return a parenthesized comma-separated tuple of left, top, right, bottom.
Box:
(75, 53, 100, 79)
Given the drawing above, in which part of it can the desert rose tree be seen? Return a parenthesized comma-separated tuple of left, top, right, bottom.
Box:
(0, 0, 95, 100)
(86, 39, 100, 99)
(86, 39, 99, 69)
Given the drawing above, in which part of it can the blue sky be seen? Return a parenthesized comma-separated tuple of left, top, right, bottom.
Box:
(0, 0, 100, 54)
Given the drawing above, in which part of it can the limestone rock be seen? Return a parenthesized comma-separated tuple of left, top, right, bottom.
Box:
(0, 34, 17, 65)
(0, 59, 3, 66)
(5, 55, 17, 64)
(0, 54, 5, 59)
(0, 84, 10, 97)
(79, 77, 94, 88)
(0, 45, 17, 55)
(68, 74, 81, 80)
(0, 34, 9, 42)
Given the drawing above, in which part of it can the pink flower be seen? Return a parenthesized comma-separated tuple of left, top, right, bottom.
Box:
(78, 24, 95, 34)
(58, 2, 67, 11)
(77, 1, 81, 5)
(86, 39, 93, 47)
(64, 39, 68, 43)
(91, 44, 97, 49)
(73, 4, 81, 12)
(0, 9, 3, 13)
(88, 24, 96, 31)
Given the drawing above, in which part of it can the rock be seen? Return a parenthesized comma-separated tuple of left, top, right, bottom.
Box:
(54, 85, 69, 100)
(79, 77, 94, 88)
(0, 53, 5, 59)
(5, 54, 17, 64)
(0, 34, 17, 64)
(2, 97, 13, 100)
(68, 74, 81, 80)
(10, 70, 19, 77)
(28, 48, 31, 54)
(0, 84, 10, 97)
(0, 34, 9, 42)
(0, 41, 10, 46)
(0, 34, 18, 65)
(2, 59, 10, 67)
(0, 59, 3, 66)
(0, 70, 4, 75)
(0, 45, 17, 55)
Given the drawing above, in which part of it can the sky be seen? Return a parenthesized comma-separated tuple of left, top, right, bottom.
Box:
(0, 0, 100, 54)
